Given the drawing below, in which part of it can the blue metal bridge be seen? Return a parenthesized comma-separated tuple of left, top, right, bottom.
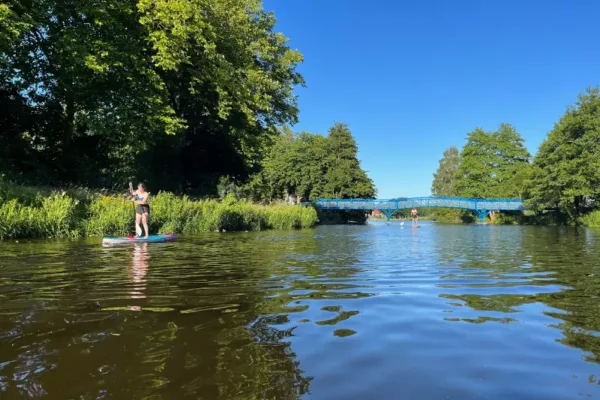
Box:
(311, 197, 526, 221)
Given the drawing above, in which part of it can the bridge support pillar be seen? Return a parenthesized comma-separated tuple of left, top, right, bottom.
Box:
(380, 209, 394, 222)
(475, 209, 488, 222)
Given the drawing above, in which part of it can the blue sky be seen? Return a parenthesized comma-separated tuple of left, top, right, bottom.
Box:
(263, 0, 600, 198)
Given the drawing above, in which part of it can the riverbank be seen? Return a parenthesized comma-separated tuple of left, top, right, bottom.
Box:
(0, 183, 318, 240)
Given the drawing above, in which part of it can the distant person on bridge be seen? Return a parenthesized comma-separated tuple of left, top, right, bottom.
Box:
(411, 208, 419, 226)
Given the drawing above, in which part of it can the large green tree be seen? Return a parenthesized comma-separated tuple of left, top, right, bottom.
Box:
(0, 0, 183, 184)
(528, 88, 600, 218)
(432, 146, 460, 196)
(431, 146, 462, 222)
(455, 123, 531, 198)
(258, 123, 375, 202)
(0, 0, 303, 191)
(138, 0, 304, 189)
(323, 123, 375, 199)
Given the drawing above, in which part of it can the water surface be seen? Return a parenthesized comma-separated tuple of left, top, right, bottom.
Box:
(1, 223, 600, 399)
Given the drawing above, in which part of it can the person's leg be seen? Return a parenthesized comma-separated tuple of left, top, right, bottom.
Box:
(142, 213, 149, 238)
(135, 213, 142, 236)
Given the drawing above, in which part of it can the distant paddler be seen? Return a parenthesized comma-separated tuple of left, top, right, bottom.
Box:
(411, 208, 419, 226)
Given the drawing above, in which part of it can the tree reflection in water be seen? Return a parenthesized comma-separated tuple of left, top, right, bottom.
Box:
(437, 226, 600, 368)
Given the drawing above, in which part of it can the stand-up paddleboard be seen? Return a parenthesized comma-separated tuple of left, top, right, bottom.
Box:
(103, 233, 176, 246)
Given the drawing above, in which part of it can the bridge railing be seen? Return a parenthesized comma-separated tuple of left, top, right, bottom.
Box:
(311, 197, 523, 211)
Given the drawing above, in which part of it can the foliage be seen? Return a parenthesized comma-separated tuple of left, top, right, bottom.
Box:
(580, 210, 600, 228)
(527, 88, 600, 219)
(455, 123, 531, 199)
(258, 123, 375, 202)
(431, 146, 463, 223)
(0, 0, 303, 191)
(0, 182, 317, 240)
(0, 193, 80, 240)
(432, 146, 461, 196)
(324, 123, 375, 199)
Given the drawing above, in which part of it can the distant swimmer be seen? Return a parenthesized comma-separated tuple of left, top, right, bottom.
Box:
(411, 208, 419, 226)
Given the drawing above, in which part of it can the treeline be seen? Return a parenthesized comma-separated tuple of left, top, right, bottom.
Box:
(0, 0, 304, 194)
(220, 123, 375, 203)
(431, 88, 600, 225)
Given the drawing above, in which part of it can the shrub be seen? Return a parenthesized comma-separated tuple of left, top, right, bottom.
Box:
(0, 193, 79, 239)
(580, 210, 600, 227)
(0, 182, 319, 240)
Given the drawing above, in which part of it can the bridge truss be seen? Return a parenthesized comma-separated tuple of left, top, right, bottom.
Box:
(311, 197, 526, 222)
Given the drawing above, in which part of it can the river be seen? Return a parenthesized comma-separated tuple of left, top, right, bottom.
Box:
(1, 222, 600, 399)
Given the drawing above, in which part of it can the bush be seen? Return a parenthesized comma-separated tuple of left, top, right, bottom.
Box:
(0, 182, 318, 240)
(580, 210, 600, 227)
(0, 193, 79, 239)
(85, 196, 133, 236)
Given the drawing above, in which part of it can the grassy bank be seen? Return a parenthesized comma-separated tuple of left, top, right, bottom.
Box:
(580, 211, 600, 228)
(0, 183, 318, 240)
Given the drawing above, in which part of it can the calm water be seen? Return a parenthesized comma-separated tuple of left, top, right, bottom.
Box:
(1, 222, 600, 399)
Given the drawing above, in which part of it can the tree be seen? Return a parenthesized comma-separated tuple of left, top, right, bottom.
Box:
(455, 124, 531, 199)
(323, 123, 375, 199)
(258, 123, 375, 202)
(431, 146, 462, 222)
(432, 146, 460, 196)
(0, 0, 304, 191)
(528, 88, 600, 218)
(138, 0, 304, 189)
(0, 0, 184, 184)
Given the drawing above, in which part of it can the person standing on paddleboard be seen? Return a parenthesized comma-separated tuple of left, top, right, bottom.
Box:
(411, 208, 419, 226)
(129, 182, 150, 239)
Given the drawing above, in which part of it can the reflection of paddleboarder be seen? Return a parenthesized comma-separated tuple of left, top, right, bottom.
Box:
(411, 208, 419, 226)
(129, 243, 149, 309)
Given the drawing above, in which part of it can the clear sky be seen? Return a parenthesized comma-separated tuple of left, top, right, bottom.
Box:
(263, 0, 600, 198)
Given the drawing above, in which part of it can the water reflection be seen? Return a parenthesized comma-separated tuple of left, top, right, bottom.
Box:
(128, 243, 149, 304)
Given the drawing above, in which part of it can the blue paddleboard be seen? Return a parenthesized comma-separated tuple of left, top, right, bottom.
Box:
(102, 234, 176, 246)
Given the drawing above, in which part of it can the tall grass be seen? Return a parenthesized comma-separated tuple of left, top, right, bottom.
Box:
(0, 193, 80, 239)
(580, 210, 600, 227)
(0, 182, 318, 240)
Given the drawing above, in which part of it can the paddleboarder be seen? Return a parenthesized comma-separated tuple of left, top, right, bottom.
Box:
(411, 208, 419, 226)
(129, 182, 150, 239)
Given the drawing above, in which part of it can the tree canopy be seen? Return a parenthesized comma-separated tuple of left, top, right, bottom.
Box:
(455, 123, 531, 199)
(432, 146, 460, 196)
(0, 0, 303, 191)
(258, 123, 375, 202)
(527, 88, 600, 218)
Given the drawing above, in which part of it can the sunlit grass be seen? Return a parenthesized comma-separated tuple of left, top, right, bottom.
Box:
(0, 181, 318, 240)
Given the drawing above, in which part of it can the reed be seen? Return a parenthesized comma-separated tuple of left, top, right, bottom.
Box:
(0, 182, 318, 240)
(580, 210, 600, 228)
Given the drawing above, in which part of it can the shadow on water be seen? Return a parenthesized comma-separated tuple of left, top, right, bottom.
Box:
(1, 224, 600, 399)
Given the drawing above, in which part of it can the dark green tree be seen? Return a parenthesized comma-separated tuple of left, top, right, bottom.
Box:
(323, 123, 375, 199)
(432, 146, 461, 196)
(431, 146, 462, 222)
(455, 124, 531, 199)
(528, 88, 600, 218)
(0, 0, 303, 191)
(258, 123, 375, 202)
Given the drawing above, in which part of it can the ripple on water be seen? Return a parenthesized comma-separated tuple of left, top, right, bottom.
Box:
(0, 225, 600, 399)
